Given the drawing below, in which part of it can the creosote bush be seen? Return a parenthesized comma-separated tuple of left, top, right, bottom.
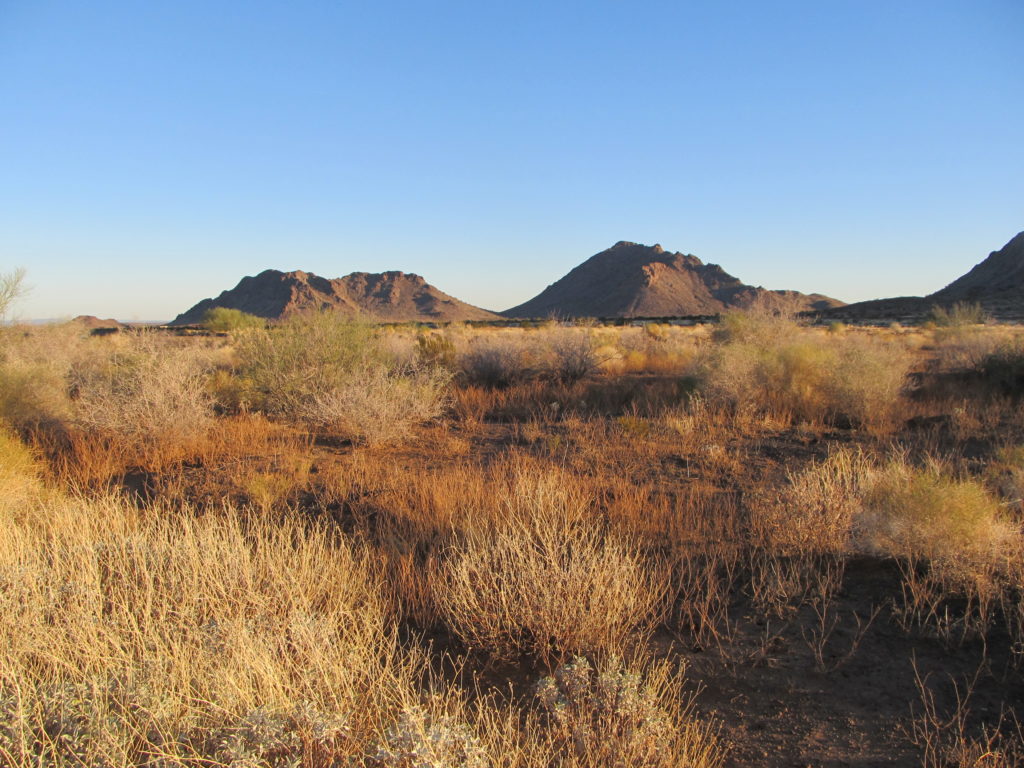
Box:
(701, 308, 911, 428)
(201, 305, 265, 332)
(859, 460, 1018, 585)
(232, 312, 382, 415)
(232, 313, 449, 444)
(928, 301, 990, 328)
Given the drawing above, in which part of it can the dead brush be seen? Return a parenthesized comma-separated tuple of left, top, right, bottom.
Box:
(535, 655, 723, 768)
(672, 542, 741, 652)
(68, 330, 217, 469)
(910, 659, 1024, 768)
(893, 557, 1002, 650)
(797, 557, 881, 673)
(436, 467, 670, 667)
(0, 489, 433, 767)
(301, 362, 451, 447)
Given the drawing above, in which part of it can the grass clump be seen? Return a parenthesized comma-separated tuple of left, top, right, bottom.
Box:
(438, 468, 667, 666)
(0, 427, 43, 511)
(0, 492, 423, 766)
(536, 655, 722, 768)
(859, 460, 1017, 583)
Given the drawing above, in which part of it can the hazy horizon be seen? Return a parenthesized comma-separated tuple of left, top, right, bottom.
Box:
(3, 1, 1022, 321)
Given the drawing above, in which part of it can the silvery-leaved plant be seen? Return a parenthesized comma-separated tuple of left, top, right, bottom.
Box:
(373, 703, 487, 768)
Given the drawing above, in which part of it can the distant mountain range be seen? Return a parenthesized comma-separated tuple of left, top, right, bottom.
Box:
(169, 232, 1024, 324)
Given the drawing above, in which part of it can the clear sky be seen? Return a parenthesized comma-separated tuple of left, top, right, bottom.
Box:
(2, 0, 1022, 321)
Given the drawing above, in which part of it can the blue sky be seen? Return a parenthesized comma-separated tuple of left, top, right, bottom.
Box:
(2, 0, 1022, 321)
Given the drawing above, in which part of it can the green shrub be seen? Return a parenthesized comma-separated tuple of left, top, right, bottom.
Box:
(234, 313, 450, 442)
(233, 312, 381, 415)
(700, 311, 910, 428)
(415, 332, 457, 370)
(201, 306, 265, 332)
(927, 302, 989, 328)
(859, 462, 1016, 581)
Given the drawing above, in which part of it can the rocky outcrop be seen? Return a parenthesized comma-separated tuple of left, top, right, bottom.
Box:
(171, 269, 500, 325)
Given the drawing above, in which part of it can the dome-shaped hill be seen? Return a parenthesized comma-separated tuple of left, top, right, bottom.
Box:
(502, 241, 843, 319)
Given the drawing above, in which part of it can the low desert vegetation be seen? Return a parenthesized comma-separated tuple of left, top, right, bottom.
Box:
(2, 302, 1023, 766)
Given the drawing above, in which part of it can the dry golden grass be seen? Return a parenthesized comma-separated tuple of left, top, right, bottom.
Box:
(6, 311, 1024, 766)
(437, 466, 669, 666)
(0, 491, 417, 765)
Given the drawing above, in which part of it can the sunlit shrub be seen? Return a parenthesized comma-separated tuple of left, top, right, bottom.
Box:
(0, 324, 86, 428)
(71, 331, 215, 451)
(859, 461, 1017, 583)
(201, 306, 265, 332)
(302, 363, 451, 446)
(700, 311, 910, 427)
(438, 469, 666, 665)
(536, 655, 722, 768)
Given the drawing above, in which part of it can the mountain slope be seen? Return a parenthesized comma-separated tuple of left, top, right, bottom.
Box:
(502, 241, 843, 318)
(171, 269, 500, 325)
(822, 231, 1024, 322)
(930, 231, 1024, 301)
